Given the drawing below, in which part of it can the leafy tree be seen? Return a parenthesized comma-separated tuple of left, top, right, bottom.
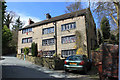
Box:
(23, 47, 29, 55)
(1, 1, 7, 27)
(31, 42, 38, 57)
(4, 11, 15, 29)
(35, 43, 38, 56)
(11, 17, 23, 53)
(97, 29, 103, 45)
(2, 25, 12, 55)
(110, 34, 116, 44)
(100, 16, 110, 40)
(12, 16, 23, 30)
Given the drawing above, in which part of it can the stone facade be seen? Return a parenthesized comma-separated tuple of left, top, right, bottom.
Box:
(18, 8, 97, 59)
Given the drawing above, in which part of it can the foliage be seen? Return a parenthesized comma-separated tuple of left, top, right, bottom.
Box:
(1, 1, 7, 27)
(23, 47, 29, 55)
(95, 48, 100, 51)
(75, 30, 87, 55)
(116, 32, 119, 45)
(65, 1, 83, 13)
(53, 52, 56, 57)
(31, 42, 38, 57)
(76, 48, 87, 56)
(93, 1, 119, 32)
(4, 11, 15, 29)
(75, 30, 82, 48)
(97, 29, 103, 45)
(12, 16, 23, 30)
(100, 16, 110, 40)
(2, 25, 12, 55)
(11, 17, 23, 53)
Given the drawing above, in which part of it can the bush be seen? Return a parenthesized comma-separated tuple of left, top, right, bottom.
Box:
(31, 42, 38, 57)
(24, 47, 29, 55)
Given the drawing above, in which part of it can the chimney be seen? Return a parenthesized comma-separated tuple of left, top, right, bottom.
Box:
(46, 13, 51, 20)
(29, 18, 34, 25)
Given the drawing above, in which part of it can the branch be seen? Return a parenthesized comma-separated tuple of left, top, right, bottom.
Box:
(109, 12, 118, 26)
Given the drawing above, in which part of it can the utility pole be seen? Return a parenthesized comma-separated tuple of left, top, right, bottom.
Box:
(53, 22, 57, 57)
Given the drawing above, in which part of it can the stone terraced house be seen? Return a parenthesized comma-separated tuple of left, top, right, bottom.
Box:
(18, 8, 97, 59)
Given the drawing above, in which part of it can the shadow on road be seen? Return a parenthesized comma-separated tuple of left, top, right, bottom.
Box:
(0, 58, 5, 60)
(2, 65, 54, 78)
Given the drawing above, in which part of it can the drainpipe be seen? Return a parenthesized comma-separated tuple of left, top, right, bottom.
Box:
(53, 22, 57, 57)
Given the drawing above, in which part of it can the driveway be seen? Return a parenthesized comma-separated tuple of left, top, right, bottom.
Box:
(1, 56, 99, 80)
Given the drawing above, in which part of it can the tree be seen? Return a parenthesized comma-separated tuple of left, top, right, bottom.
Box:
(12, 16, 23, 30)
(31, 42, 38, 57)
(97, 29, 103, 45)
(100, 16, 111, 40)
(93, 1, 119, 33)
(23, 47, 29, 55)
(4, 11, 15, 29)
(65, 1, 83, 13)
(75, 30, 87, 56)
(2, 25, 12, 55)
(1, 1, 7, 27)
(11, 17, 23, 53)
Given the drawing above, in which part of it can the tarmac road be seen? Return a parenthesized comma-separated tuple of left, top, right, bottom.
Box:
(1, 56, 98, 80)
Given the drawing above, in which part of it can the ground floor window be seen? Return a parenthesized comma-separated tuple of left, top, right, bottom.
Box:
(43, 50, 55, 57)
(61, 49, 76, 58)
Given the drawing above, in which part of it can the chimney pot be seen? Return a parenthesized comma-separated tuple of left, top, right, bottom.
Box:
(29, 18, 34, 25)
(46, 13, 51, 20)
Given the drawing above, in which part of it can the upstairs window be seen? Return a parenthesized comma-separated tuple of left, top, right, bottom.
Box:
(61, 22, 76, 31)
(42, 27, 54, 34)
(22, 37, 32, 43)
(22, 28, 32, 34)
(42, 38, 55, 46)
(61, 35, 76, 44)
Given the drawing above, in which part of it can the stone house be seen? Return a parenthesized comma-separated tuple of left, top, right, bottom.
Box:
(18, 8, 97, 59)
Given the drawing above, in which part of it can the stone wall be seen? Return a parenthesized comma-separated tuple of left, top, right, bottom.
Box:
(91, 44, 118, 79)
(17, 54, 65, 70)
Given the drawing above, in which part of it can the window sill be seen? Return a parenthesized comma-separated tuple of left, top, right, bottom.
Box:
(62, 42, 76, 44)
(42, 32, 54, 35)
(22, 42, 32, 44)
(42, 44, 55, 46)
(61, 28, 76, 32)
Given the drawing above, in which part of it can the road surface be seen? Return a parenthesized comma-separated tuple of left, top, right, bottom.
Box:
(1, 56, 98, 80)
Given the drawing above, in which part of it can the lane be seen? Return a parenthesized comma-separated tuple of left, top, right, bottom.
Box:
(1, 56, 98, 80)
(1, 56, 53, 78)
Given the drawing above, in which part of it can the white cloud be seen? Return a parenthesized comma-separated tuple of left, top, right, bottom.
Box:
(17, 12, 41, 27)
(10, 11, 41, 29)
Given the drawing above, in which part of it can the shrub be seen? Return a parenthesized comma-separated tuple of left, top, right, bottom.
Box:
(31, 42, 38, 57)
(23, 47, 29, 55)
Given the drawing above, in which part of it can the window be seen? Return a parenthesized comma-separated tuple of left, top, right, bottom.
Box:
(61, 35, 76, 44)
(61, 22, 76, 31)
(42, 38, 55, 46)
(42, 27, 54, 34)
(22, 37, 32, 43)
(22, 28, 32, 34)
(61, 49, 76, 58)
(43, 50, 55, 57)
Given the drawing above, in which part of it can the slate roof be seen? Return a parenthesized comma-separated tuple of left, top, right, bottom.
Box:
(19, 8, 90, 30)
